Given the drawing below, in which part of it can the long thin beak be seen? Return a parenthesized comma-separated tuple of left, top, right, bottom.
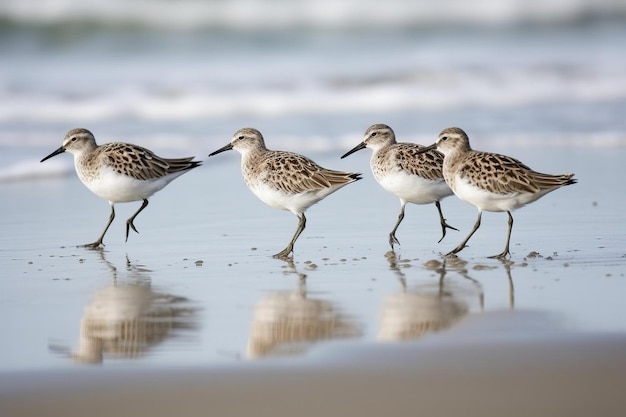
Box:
(208, 143, 233, 157)
(416, 143, 438, 154)
(341, 141, 366, 159)
(40, 146, 66, 163)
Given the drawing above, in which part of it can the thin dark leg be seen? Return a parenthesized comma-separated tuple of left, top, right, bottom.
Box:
(388, 203, 406, 250)
(125, 199, 149, 242)
(274, 213, 306, 259)
(489, 211, 513, 259)
(447, 211, 482, 256)
(83, 204, 115, 248)
(435, 201, 459, 243)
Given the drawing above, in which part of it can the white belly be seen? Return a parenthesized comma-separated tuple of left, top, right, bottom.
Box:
(249, 182, 341, 214)
(79, 166, 172, 203)
(376, 171, 453, 205)
(452, 176, 539, 212)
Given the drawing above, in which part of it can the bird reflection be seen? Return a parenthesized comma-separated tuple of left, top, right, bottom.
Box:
(64, 249, 197, 364)
(501, 258, 515, 309)
(445, 255, 515, 310)
(246, 258, 360, 359)
(378, 252, 482, 342)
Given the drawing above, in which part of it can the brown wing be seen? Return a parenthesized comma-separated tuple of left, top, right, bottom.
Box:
(456, 151, 575, 194)
(256, 151, 359, 194)
(98, 142, 199, 181)
(389, 143, 445, 181)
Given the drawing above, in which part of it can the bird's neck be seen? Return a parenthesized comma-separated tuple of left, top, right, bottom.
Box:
(370, 142, 391, 162)
(240, 148, 267, 175)
(442, 148, 468, 172)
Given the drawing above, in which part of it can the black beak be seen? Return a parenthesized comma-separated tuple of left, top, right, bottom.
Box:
(416, 143, 438, 154)
(208, 143, 233, 157)
(341, 141, 367, 159)
(40, 146, 66, 163)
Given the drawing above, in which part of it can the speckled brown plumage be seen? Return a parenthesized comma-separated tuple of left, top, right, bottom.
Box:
(341, 124, 456, 249)
(245, 151, 360, 194)
(372, 142, 444, 182)
(209, 127, 361, 258)
(40, 128, 201, 248)
(87, 142, 199, 181)
(417, 126, 577, 258)
(437, 128, 576, 195)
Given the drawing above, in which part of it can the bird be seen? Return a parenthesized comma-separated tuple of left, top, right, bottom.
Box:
(341, 124, 457, 250)
(40, 128, 201, 248)
(208, 127, 362, 258)
(417, 127, 577, 258)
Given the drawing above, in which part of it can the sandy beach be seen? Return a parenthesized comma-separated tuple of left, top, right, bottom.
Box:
(1, 146, 625, 415)
(2, 319, 625, 417)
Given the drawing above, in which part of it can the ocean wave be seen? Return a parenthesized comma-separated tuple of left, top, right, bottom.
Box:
(2, 0, 625, 31)
(1, 67, 625, 123)
(0, 159, 71, 183)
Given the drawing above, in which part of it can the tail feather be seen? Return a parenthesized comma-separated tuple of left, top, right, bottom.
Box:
(563, 174, 577, 186)
(533, 172, 576, 190)
(321, 169, 362, 187)
(165, 157, 202, 174)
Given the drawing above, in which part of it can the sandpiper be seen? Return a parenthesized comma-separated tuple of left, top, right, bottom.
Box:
(418, 127, 576, 258)
(341, 124, 457, 249)
(41, 128, 201, 248)
(209, 127, 361, 258)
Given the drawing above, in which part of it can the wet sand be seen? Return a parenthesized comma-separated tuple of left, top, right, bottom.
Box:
(2, 315, 625, 417)
(1, 147, 625, 414)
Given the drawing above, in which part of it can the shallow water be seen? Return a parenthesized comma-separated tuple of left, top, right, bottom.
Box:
(1, 147, 624, 371)
(1, 0, 625, 375)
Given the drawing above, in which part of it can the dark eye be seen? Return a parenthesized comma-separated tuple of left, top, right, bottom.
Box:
(371, 132, 377, 137)
(441, 136, 448, 141)
(71, 137, 77, 142)
(238, 136, 244, 140)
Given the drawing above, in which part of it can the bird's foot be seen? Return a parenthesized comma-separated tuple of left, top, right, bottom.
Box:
(388, 233, 401, 250)
(81, 241, 104, 249)
(438, 220, 459, 243)
(125, 220, 140, 242)
(488, 250, 511, 260)
(273, 245, 294, 259)
(445, 244, 466, 257)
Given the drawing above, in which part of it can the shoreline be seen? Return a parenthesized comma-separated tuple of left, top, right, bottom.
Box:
(2, 312, 625, 416)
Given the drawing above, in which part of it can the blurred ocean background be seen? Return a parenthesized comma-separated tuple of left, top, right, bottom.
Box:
(1, 0, 626, 182)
